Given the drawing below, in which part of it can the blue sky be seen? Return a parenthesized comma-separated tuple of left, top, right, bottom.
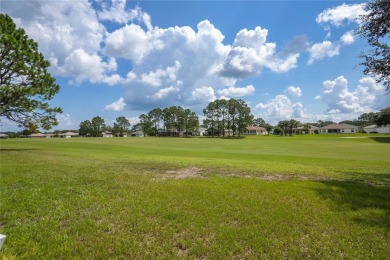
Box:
(1, 0, 389, 131)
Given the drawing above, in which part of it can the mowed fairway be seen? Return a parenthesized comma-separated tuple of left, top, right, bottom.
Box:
(1, 135, 389, 258)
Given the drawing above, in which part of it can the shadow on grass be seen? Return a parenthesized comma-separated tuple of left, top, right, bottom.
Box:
(201, 136, 247, 139)
(369, 137, 390, 143)
(0, 148, 38, 152)
(315, 180, 390, 229)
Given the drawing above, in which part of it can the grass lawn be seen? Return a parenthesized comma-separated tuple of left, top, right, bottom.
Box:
(1, 134, 389, 258)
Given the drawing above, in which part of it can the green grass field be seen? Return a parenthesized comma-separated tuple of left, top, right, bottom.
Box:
(1, 135, 389, 258)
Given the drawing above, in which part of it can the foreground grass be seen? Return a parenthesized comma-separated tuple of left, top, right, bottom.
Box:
(1, 135, 389, 258)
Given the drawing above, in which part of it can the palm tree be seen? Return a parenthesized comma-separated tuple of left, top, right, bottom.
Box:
(288, 119, 299, 136)
(277, 120, 289, 136)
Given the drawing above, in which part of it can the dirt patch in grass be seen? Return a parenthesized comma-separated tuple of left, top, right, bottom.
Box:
(159, 167, 330, 182)
(163, 167, 204, 179)
(173, 242, 189, 257)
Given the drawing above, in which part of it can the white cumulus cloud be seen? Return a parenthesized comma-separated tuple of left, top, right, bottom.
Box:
(2, 1, 309, 113)
(220, 26, 299, 78)
(191, 86, 216, 102)
(55, 113, 77, 129)
(218, 85, 255, 98)
(58, 49, 121, 85)
(285, 86, 302, 97)
(105, 97, 126, 111)
(316, 3, 367, 26)
(340, 30, 355, 45)
(152, 86, 180, 100)
(98, 0, 151, 28)
(255, 95, 306, 124)
(104, 23, 163, 63)
(2, 0, 128, 85)
(115, 20, 233, 110)
(140, 61, 181, 87)
(308, 41, 340, 64)
(321, 76, 389, 114)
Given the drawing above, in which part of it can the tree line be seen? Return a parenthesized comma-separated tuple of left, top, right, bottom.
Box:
(138, 106, 199, 137)
(79, 116, 130, 137)
(202, 99, 254, 137)
(6, 104, 389, 138)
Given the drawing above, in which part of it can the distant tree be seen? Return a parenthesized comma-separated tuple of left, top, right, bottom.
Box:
(265, 124, 273, 135)
(358, 0, 390, 93)
(278, 120, 289, 136)
(374, 106, 390, 126)
(112, 124, 120, 137)
(173, 106, 185, 135)
(301, 123, 311, 134)
(91, 116, 105, 137)
(104, 125, 113, 133)
(0, 14, 62, 129)
(53, 129, 61, 137)
(227, 99, 239, 136)
(203, 101, 218, 137)
(132, 123, 142, 132)
(339, 120, 353, 125)
(162, 107, 174, 132)
(139, 114, 153, 136)
(3, 131, 16, 138)
(113, 116, 130, 137)
(287, 119, 300, 136)
(22, 123, 40, 135)
(235, 99, 254, 137)
(215, 99, 229, 137)
(316, 120, 335, 127)
(252, 117, 266, 127)
(79, 120, 92, 137)
(182, 108, 199, 137)
(358, 112, 377, 126)
(273, 126, 282, 135)
(148, 108, 162, 137)
(203, 99, 253, 138)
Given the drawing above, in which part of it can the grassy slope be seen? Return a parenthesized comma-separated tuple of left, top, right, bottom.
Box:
(1, 135, 389, 258)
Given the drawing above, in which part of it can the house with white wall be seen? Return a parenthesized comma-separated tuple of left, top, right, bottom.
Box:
(102, 131, 113, 137)
(319, 123, 359, 134)
(58, 132, 79, 138)
(363, 125, 390, 134)
(244, 126, 268, 135)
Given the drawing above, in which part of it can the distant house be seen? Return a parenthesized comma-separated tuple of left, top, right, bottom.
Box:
(308, 125, 319, 134)
(244, 126, 267, 135)
(28, 133, 55, 138)
(0, 133, 9, 139)
(205, 128, 233, 137)
(131, 131, 144, 137)
(102, 131, 113, 137)
(292, 126, 306, 135)
(193, 127, 208, 136)
(292, 125, 319, 134)
(158, 129, 179, 137)
(363, 125, 390, 134)
(58, 132, 79, 138)
(319, 123, 358, 134)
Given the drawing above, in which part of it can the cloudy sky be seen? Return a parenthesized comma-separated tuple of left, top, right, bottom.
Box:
(1, 0, 389, 131)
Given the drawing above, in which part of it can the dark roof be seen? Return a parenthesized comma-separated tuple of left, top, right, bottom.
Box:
(246, 126, 266, 131)
(321, 123, 357, 129)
